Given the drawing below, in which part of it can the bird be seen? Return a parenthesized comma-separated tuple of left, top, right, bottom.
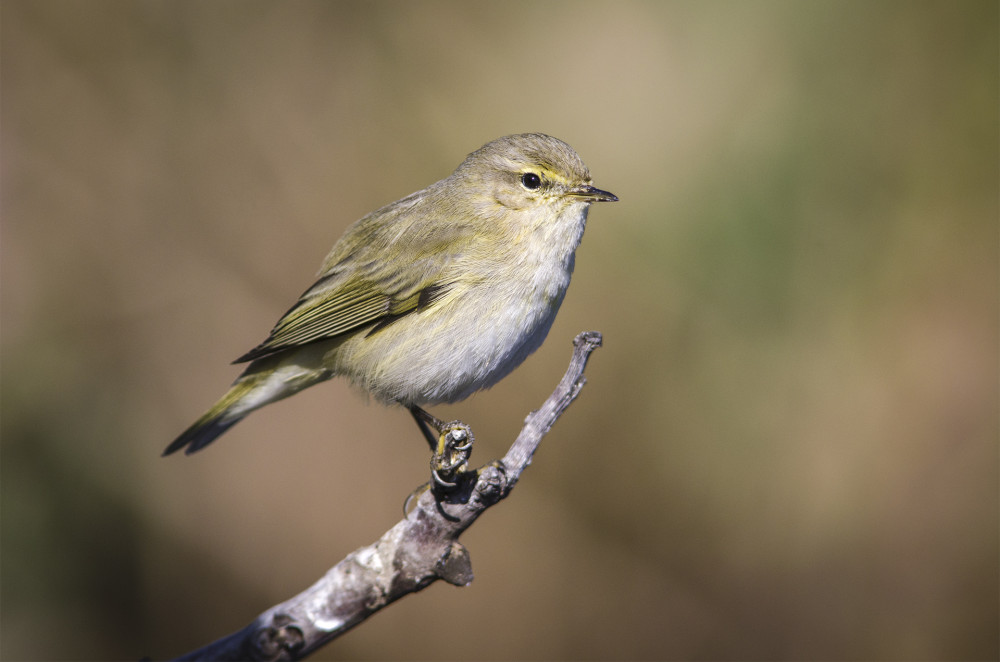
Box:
(164, 133, 617, 456)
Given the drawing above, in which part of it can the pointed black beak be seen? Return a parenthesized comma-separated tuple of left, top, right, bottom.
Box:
(568, 184, 618, 203)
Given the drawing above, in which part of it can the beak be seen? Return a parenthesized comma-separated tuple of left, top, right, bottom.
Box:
(568, 184, 618, 203)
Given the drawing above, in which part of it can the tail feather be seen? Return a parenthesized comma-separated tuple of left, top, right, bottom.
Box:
(163, 377, 264, 456)
(163, 355, 333, 456)
(163, 415, 242, 456)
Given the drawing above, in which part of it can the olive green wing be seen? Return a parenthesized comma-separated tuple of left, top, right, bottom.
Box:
(233, 274, 449, 363)
(233, 187, 478, 364)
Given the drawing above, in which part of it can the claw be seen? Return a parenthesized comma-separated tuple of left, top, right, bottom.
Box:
(403, 483, 430, 515)
(408, 406, 475, 494)
(431, 470, 457, 489)
(449, 428, 472, 451)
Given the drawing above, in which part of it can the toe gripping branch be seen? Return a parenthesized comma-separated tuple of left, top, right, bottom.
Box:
(429, 422, 474, 491)
(409, 406, 475, 492)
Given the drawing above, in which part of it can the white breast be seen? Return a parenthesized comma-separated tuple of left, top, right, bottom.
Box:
(336, 203, 590, 406)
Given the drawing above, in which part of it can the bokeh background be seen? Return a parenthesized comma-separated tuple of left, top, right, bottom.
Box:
(3, 1, 996, 660)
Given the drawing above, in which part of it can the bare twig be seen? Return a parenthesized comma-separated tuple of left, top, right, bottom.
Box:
(168, 331, 602, 662)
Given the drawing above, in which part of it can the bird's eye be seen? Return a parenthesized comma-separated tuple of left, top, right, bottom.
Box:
(520, 172, 542, 190)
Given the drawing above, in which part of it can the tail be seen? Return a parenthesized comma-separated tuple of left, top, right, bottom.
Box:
(163, 358, 331, 456)
(163, 378, 262, 456)
(163, 415, 242, 456)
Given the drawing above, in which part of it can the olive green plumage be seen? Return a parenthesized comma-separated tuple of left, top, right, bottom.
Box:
(165, 133, 616, 456)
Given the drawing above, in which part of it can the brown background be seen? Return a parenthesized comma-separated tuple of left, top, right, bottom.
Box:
(3, 1, 997, 659)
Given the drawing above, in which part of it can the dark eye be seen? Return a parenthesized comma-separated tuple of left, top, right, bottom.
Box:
(520, 172, 542, 190)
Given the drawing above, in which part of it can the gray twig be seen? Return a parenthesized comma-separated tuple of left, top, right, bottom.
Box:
(168, 331, 602, 662)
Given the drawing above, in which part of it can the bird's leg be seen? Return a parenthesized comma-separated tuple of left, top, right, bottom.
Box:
(408, 405, 474, 491)
(410, 406, 445, 451)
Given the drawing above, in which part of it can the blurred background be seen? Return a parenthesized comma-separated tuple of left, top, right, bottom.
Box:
(2, 1, 996, 660)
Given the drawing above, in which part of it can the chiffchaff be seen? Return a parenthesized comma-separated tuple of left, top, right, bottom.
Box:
(164, 133, 617, 456)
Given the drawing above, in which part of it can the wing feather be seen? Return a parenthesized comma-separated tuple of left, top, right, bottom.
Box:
(234, 279, 393, 362)
(233, 185, 475, 364)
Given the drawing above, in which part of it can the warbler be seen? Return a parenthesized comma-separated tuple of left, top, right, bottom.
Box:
(164, 133, 617, 456)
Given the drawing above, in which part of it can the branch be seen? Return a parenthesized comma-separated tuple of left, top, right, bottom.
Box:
(167, 331, 603, 662)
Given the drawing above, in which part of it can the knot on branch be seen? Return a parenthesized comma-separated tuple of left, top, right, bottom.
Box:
(472, 461, 507, 508)
(436, 541, 474, 586)
(252, 613, 304, 661)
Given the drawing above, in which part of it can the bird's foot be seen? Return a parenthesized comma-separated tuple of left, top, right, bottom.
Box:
(430, 422, 474, 490)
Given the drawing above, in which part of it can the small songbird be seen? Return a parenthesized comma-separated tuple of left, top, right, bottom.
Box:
(164, 133, 617, 456)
